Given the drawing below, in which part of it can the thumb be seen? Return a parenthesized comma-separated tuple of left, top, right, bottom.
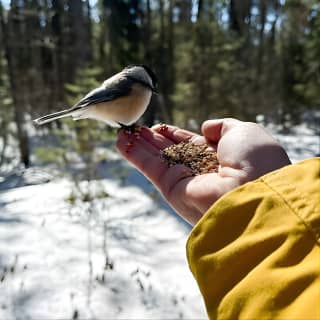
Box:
(201, 118, 241, 143)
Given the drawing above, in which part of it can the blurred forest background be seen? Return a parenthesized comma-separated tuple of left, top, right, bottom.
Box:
(0, 2, 319, 317)
(0, 0, 319, 168)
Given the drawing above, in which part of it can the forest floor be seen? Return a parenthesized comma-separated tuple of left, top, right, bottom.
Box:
(0, 122, 319, 319)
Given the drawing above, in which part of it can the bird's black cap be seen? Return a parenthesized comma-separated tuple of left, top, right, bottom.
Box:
(125, 64, 158, 91)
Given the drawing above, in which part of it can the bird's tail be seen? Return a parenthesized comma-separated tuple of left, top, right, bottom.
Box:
(33, 109, 74, 125)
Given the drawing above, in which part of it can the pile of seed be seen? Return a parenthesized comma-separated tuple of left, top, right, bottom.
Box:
(160, 140, 219, 176)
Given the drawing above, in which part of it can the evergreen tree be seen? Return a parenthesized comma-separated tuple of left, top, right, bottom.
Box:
(296, 5, 320, 109)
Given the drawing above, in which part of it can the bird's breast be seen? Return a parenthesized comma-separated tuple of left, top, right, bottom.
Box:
(85, 84, 152, 126)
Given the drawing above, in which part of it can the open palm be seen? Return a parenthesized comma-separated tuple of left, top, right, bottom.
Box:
(116, 119, 291, 225)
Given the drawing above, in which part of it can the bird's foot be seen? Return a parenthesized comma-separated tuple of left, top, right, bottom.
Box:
(118, 124, 143, 153)
(119, 124, 142, 135)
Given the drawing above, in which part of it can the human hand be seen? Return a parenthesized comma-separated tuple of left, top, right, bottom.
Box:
(116, 119, 291, 225)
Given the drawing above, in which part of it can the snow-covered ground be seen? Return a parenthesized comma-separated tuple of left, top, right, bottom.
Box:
(0, 123, 319, 320)
(264, 122, 319, 163)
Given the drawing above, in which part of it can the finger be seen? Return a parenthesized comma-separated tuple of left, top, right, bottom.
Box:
(201, 118, 241, 143)
(139, 126, 174, 150)
(116, 130, 195, 200)
(116, 130, 168, 183)
(152, 124, 205, 145)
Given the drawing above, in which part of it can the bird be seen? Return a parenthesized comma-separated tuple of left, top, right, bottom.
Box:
(33, 65, 157, 128)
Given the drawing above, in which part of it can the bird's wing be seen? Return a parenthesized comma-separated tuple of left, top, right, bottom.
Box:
(74, 76, 134, 108)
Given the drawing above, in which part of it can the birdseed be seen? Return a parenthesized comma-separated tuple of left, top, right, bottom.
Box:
(160, 140, 219, 175)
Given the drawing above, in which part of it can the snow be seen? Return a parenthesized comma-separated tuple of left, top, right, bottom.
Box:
(0, 175, 205, 319)
(0, 122, 319, 319)
(264, 123, 320, 163)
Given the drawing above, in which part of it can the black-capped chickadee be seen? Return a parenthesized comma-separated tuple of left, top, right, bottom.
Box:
(34, 65, 157, 127)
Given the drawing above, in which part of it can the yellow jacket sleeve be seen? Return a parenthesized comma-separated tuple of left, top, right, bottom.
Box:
(187, 158, 320, 319)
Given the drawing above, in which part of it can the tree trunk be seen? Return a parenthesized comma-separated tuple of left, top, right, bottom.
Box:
(179, 0, 191, 23)
(142, 0, 157, 127)
(197, 0, 203, 21)
(257, 0, 267, 78)
(0, 0, 30, 167)
(156, 0, 173, 123)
